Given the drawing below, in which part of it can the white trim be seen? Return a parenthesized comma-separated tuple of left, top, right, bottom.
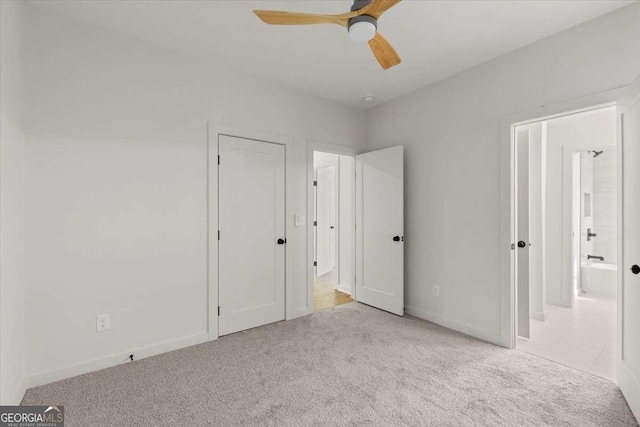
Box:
(530, 311, 548, 321)
(500, 86, 626, 349)
(207, 123, 294, 338)
(27, 332, 210, 389)
(405, 305, 503, 346)
(546, 297, 570, 308)
(617, 98, 624, 365)
(619, 361, 640, 418)
(307, 140, 359, 314)
(336, 284, 352, 295)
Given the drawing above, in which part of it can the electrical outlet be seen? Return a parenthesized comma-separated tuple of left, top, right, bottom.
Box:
(96, 314, 110, 332)
(432, 285, 440, 297)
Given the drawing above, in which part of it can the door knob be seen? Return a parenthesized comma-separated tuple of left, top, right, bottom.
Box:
(277, 238, 286, 245)
(517, 241, 526, 248)
(393, 236, 401, 242)
(631, 265, 640, 275)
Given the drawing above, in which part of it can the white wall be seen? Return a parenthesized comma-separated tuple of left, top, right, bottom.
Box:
(545, 107, 616, 306)
(0, 0, 27, 405)
(23, 6, 365, 385)
(593, 149, 618, 263)
(366, 3, 640, 345)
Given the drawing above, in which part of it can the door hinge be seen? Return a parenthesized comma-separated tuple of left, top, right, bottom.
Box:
(218, 306, 220, 316)
(313, 261, 317, 267)
(313, 180, 317, 186)
(218, 230, 220, 240)
(218, 155, 220, 165)
(314, 221, 317, 226)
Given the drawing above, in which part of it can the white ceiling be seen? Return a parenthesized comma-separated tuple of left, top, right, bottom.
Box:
(30, 0, 635, 108)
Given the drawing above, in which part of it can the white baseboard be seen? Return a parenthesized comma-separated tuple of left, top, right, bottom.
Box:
(288, 306, 312, 321)
(405, 305, 503, 347)
(27, 332, 210, 389)
(547, 298, 570, 308)
(336, 284, 352, 295)
(531, 311, 548, 321)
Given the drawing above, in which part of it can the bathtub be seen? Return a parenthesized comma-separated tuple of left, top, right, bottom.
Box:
(581, 262, 617, 297)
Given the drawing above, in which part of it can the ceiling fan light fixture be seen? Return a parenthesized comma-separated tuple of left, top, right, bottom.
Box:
(348, 15, 377, 42)
(254, 0, 402, 70)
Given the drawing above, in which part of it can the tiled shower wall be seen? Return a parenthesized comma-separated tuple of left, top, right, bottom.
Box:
(581, 152, 594, 263)
(592, 149, 617, 264)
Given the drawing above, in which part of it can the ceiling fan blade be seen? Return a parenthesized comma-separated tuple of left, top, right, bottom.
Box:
(253, 10, 354, 27)
(368, 32, 401, 70)
(358, 0, 401, 19)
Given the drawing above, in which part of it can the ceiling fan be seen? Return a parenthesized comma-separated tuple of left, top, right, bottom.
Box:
(253, 0, 402, 70)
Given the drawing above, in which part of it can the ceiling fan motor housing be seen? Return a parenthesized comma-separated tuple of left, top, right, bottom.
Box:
(351, 0, 373, 11)
(348, 14, 378, 30)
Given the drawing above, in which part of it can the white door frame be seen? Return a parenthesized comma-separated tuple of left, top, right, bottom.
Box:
(499, 87, 626, 349)
(207, 123, 293, 340)
(307, 140, 359, 311)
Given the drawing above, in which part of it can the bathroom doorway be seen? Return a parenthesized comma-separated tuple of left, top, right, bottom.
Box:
(513, 105, 618, 381)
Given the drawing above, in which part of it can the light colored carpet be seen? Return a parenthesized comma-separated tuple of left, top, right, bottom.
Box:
(23, 303, 638, 426)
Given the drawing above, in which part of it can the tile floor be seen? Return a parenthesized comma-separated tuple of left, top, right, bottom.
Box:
(517, 293, 617, 382)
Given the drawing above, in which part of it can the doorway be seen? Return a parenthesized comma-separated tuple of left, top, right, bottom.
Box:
(307, 144, 405, 316)
(513, 106, 618, 380)
(313, 151, 354, 311)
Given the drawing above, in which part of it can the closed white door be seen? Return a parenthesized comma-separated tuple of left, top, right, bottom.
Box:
(355, 146, 404, 316)
(218, 135, 285, 336)
(516, 129, 530, 338)
(619, 75, 640, 419)
(316, 165, 335, 278)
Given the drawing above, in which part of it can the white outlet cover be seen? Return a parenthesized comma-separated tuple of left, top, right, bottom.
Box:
(96, 314, 110, 331)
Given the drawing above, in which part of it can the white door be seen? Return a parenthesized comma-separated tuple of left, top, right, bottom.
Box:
(355, 146, 404, 316)
(316, 165, 336, 278)
(218, 135, 285, 336)
(516, 129, 530, 338)
(619, 75, 640, 419)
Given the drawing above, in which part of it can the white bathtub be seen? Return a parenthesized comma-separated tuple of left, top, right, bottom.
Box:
(581, 262, 617, 297)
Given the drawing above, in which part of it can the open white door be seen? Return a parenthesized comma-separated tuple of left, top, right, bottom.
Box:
(355, 146, 404, 316)
(619, 75, 640, 420)
(316, 165, 336, 278)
